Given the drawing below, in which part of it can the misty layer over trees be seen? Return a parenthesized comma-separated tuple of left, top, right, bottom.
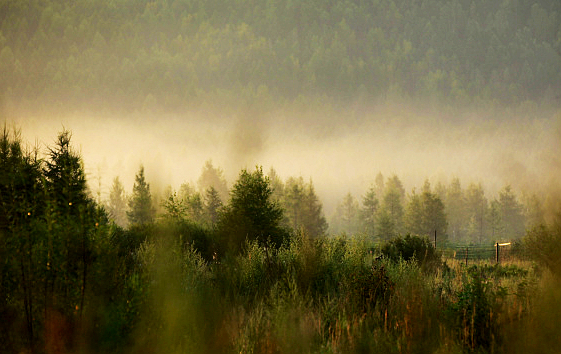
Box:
(0, 0, 560, 112)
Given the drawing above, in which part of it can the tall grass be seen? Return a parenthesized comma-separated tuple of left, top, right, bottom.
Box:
(31, 230, 557, 354)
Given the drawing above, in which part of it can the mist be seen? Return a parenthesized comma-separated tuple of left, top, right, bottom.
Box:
(8, 101, 560, 216)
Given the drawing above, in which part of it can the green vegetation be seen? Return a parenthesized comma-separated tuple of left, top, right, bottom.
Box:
(2, 127, 561, 353)
(0, 0, 560, 114)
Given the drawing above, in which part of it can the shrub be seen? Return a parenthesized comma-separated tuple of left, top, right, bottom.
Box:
(524, 218, 561, 276)
(381, 234, 441, 271)
(447, 266, 506, 351)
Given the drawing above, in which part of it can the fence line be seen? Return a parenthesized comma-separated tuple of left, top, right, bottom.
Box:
(440, 242, 515, 263)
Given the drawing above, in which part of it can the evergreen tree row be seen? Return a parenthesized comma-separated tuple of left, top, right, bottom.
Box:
(331, 173, 532, 244)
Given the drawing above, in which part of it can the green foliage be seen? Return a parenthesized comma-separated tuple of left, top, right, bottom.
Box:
(524, 215, 561, 276)
(465, 183, 488, 244)
(44, 129, 89, 217)
(447, 266, 507, 351)
(381, 234, 442, 271)
(360, 185, 379, 236)
(0, 127, 113, 353)
(127, 165, 155, 226)
(281, 177, 328, 238)
(404, 181, 448, 242)
(498, 185, 526, 240)
(203, 186, 223, 226)
(377, 176, 405, 239)
(343, 262, 393, 314)
(218, 166, 288, 255)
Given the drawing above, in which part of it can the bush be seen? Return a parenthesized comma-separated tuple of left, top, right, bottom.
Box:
(381, 234, 442, 271)
(524, 218, 561, 276)
(447, 266, 506, 351)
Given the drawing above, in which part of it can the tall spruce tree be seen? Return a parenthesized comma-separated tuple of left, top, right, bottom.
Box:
(204, 186, 223, 226)
(379, 175, 405, 236)
(360, 185, 379, 235)
(284, 176, 305, 231)
(44, 130, 89, 217)
(404, 182, 447, 242)
(446, 178, 466, 242)
(43, 130, 102, 332)
(0, 126, 44, 350)
(127, 165, 155, 226)
(301, 179, 328, 237)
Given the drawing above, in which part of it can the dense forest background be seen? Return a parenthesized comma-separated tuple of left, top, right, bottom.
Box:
(1, 0, 560, 114)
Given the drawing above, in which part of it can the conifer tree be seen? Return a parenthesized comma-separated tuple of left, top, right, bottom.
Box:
(127, 165, 155, 226)
(301, 179, 328, 237)
(204, 186, 223, 226)
(420, 185, 447, 242)
(405, 182, 447, 242)
(44, 130, 89, 217)
(380, 175, 405, 235)
(284, 176, 305, 231)
(489, 200, 503, 242)
(360, 185, 379, 235)
(197, 160, 229, 202)
(267, 167, 285, 203)
(218, 166, 287, 254)
(107, 176, 127, 227)
(465, 183, 488, 243)
(405, 189, 424, 236)
(43, 130, 102, 331)
(0, 126, 44, 349)
(498, 185, 526, 240)
(446, 178, 466, 242)
(333, 192, 360, 235)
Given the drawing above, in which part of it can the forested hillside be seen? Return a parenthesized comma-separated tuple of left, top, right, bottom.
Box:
(1, 0, 560, 113)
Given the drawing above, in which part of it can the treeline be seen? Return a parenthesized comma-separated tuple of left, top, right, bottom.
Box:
(331, 174, 534, 244)
(1, 0, 560, 113)
(107, 162, 328, 240)
(108, 158, 533, 246)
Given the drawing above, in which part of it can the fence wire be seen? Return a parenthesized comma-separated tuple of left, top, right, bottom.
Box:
(440, 243, 515, 262)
